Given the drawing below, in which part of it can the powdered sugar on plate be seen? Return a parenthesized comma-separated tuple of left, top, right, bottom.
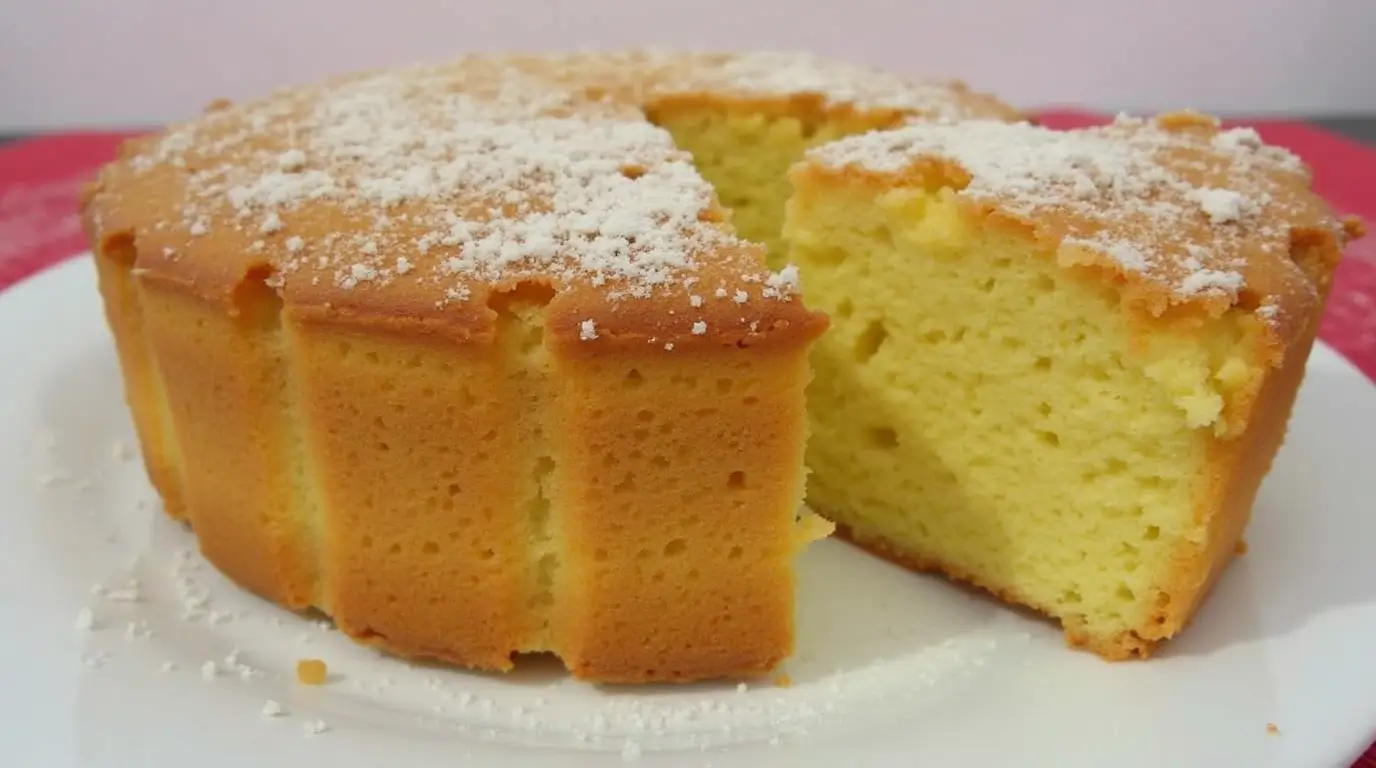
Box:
(64, 521, 1019, 754)
(39, 421, 1025, 756)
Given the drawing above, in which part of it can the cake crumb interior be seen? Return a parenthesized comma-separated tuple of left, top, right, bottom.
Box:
(781, 180, 1268, 651)
(648, 103, 893, 267)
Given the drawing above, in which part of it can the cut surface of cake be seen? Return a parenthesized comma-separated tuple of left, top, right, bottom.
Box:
(80, 50, 1018, 683)
(783, 112, 1363, 658)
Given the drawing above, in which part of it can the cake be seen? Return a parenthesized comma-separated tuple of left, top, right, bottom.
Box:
(84, 49, 1358, 679)
(79, 50, 1019, 683)
(784, 112, 1363, 658)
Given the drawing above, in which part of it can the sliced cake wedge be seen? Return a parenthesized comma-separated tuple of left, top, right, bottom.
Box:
(784, 112, 1363, 658)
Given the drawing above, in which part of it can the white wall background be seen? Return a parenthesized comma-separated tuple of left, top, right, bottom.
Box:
(3, 0, 1376, 131)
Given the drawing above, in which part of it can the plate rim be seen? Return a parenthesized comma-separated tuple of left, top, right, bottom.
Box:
(4, 252, 1376, 768)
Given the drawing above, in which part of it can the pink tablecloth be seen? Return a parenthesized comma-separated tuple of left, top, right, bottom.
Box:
(1, 115, 1373, 766)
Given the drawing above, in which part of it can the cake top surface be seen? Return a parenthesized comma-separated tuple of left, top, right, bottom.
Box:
(805, 111, 1361, 328)
(537, 49, 1024, 119)
(82, 50, 1016, 346)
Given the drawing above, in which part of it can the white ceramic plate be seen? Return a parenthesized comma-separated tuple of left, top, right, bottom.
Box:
(4, 256, 1376, 768)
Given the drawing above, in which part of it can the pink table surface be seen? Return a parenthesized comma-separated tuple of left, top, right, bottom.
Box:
(1, 114, 1373, 766)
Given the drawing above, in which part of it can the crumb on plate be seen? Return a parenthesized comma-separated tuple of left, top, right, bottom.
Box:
(297, 658, 328, 685)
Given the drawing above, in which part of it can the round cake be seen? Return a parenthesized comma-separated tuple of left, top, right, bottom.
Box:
(87, 49, 1356, 682)
(80, 50, 1021, 683)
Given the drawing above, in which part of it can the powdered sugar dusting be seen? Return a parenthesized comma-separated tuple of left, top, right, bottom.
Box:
(1101, 242, 1152, 273)
(1188, 187, 1248, 224)
(114, 53, 822, 311)
(1178, 268, 1245, 296)
(808, 112, 1332, 312)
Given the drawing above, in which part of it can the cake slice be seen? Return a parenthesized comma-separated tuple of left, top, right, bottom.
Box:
(784, 112, 1362, 658)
